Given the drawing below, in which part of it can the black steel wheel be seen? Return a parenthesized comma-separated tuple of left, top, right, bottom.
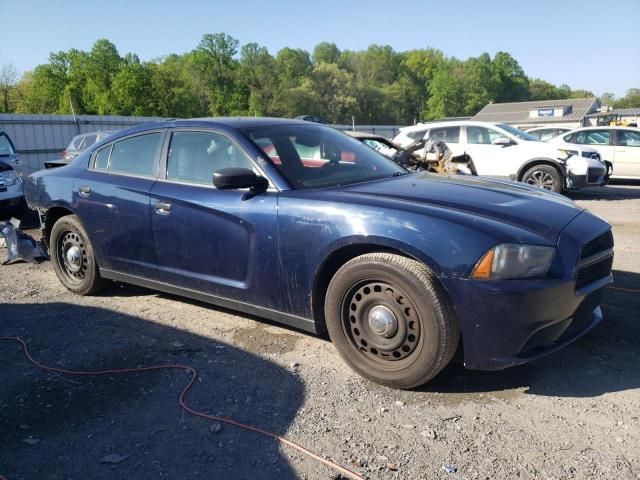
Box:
(325, 252, 459, 389)
(50, 214, 105, 295)
(522, 164, 562, 193)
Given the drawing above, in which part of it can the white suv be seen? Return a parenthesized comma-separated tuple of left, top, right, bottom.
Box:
(393, 121, 607, 193)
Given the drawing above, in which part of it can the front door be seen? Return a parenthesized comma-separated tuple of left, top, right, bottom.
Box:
(149, 129, 279, 308)
(462, 126, 522, 177)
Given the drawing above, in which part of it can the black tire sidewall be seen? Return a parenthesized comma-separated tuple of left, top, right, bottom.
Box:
(325, 257, 447, 388)
(50, 215, 102, 295)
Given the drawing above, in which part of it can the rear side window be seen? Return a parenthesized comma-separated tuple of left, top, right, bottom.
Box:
(406, 129, 427, 140)
(94, 145, 112, 170)
(80, 134, 98, 150)
(616, 130, 640, 147)
(93, 133, 162, 177)
(429, 126, 460, 143)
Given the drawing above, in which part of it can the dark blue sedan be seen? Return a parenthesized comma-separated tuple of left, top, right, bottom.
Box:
(24, 118, 614, 389)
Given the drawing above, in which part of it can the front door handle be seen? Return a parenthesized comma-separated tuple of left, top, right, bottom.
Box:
(78, 186, 91, 197)
(154, 201, 172, 215)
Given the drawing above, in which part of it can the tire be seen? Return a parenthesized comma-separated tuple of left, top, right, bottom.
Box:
(522, 164, 562, 193)
(324, 252, 460, 389)
(50, 214, 105, 295)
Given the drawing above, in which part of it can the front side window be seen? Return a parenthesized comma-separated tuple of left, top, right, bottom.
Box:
(616, 129, 640, 147)
(467, 126, 503, 145)
(108, 133, 162, 177)
(429, 126, 460, 143)
(0, 134, 14, 156)
(243, 124, 406, 189)
(576, 130, 610, 145)
(166, 131, 254, 185)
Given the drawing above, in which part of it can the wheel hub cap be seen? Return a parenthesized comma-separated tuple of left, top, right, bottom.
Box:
(65, 245, 82, 272)
(368, 305, 397, 338)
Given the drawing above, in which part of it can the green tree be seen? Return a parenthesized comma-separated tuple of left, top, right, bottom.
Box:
(312, 42, 340, 65)
(492, 51, 530, 102)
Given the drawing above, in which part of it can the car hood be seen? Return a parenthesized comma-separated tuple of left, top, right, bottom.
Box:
(338, 173, 584, 243)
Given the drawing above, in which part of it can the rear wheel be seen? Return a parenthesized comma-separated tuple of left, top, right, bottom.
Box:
(324, 253, 459, 389)
(50, 215, 105, 295)
(522, 164, 562, 193)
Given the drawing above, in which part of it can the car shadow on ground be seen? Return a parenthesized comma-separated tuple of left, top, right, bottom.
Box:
(421, 269, 640, 398)
(0, 302, 307, 479)
(566, 183, 640, 201)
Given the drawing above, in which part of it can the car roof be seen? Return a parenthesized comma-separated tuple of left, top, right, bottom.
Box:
(104, 117, 317, 139)
(399, 120, 504, 132)
(570, 126, 640, 131)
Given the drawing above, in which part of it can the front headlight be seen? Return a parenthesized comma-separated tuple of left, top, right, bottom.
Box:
(470, 244, 555, 280)
(557, 148, 578, 160)
(3, 170, 17, 186)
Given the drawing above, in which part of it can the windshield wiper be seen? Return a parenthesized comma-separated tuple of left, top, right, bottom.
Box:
(392, 171, 409, 177)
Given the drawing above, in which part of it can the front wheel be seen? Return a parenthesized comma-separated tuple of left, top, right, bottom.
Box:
(522, 164, 562, 193)
(50, 214, 105, 295)
(324, 253, 459, 389)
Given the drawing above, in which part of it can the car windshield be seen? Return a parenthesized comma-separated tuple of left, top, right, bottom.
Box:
(242, 124, 407, 189)
(497, 123, 539, 142)
(0, 134, 15, 156)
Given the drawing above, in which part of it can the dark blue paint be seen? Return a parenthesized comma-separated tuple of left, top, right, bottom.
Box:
(24, 118, 613, 371)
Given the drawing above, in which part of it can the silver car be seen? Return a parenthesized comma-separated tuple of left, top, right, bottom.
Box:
(61, 131, 114, 161)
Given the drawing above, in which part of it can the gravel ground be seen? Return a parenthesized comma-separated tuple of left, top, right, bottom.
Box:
(1, 184, 639, 480)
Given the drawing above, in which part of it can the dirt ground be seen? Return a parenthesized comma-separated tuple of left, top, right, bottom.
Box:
(1, 184, 639, 480)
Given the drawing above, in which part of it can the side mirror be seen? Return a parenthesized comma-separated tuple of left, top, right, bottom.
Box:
(492, 136, 512, 146)
(213, 167, 267, 190)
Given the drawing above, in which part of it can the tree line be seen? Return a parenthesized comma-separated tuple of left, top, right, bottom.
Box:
(0, 33, 639, 124)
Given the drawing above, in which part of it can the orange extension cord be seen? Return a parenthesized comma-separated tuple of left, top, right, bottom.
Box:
(0, 336, 365, 480)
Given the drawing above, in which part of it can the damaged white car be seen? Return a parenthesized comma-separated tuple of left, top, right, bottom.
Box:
(393, 121, 607, 193)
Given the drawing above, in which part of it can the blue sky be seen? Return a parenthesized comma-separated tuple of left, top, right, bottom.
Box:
(1, 0, 638, 97)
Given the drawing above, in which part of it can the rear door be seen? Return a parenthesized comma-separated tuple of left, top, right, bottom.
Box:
(73, 130, 164, 279)
(149, 129, 279, 308)
(613, 129, 640, 178)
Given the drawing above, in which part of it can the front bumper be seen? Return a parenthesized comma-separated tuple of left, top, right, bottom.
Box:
(443, 211, 612, 371)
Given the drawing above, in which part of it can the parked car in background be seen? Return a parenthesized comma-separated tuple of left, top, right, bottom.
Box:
(61, 131, 114, 161)
(550, 127, 640, 180)
(294, 115, 328, 124)
(393, 121, 607, 193)
(0, 132, 26, 217)
(526, 127, 572, 141)
(25, 118, 613, 389)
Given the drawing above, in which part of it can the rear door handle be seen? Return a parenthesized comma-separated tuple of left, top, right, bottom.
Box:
(154, 201, 171, 215)
(78, 186, 91, 197)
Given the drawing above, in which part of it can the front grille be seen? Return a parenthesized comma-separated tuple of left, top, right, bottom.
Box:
(0, 172, 5, 186)
(587, 167, 604, 183)
(576, 255, 613, 290)
(581, 230, 613, 260)
(576, 230, 614, 291)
